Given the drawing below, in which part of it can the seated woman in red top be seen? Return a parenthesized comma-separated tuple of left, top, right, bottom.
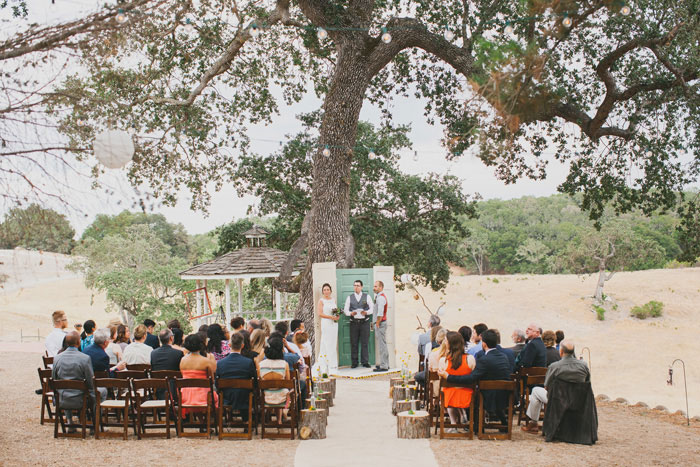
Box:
(179, 333, 218, 415)
(440, 331, 475, 430)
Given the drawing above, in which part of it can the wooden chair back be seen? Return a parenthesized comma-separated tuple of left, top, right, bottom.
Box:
(50, 379, 90, 439)
(42, 355, 53, 369)
(93, 378, 132, 440)
(477, 379, 517, 440)
(132, 378, 172, 439)
(114, 370, 149, 379)
(150, 370, 182, 379)
(516, 366, 547, 424)
(437, 378, 475, 439)
(173, 375, 215, 439)
(126, 363, 151, 373)
(258, 379, 296, 440)
(37, 368, 55, 424)
(216, 377, 256, 440)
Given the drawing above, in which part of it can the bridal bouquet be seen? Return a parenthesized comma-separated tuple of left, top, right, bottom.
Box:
(331, 307, 342, 317)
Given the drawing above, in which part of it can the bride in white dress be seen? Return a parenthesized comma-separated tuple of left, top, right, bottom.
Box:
(317, 283, 339, 372)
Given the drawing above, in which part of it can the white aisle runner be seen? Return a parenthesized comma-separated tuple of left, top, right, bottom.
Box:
(294, 378, 438, 467)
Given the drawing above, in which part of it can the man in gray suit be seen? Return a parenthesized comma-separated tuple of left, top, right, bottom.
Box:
(52, 331, 97, 427)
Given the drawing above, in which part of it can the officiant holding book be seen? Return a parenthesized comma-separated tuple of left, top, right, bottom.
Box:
(344, 280, 374, 368)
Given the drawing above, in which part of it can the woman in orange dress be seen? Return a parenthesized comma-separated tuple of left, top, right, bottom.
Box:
(179, 333, 218, 416)
(440, 331, 476, 428)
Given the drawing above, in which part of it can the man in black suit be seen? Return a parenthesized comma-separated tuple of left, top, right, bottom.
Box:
(439, 329, 512, 426)
(82, 328, 125, 400)
(150, 329, 184, 371)
(474, 328, 515, 373)
(216, 333, 256, 419)
(143, 319, 160, 350)
(515, 323, 546, 369)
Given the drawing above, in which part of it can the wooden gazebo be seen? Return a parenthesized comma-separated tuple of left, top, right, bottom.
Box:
(179, 226, 304, 324)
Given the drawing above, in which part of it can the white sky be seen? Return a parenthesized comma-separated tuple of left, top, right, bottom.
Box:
(2, 0, 569, 236)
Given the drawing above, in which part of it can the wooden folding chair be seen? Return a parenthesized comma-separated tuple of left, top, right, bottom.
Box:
(259, 378, 297, 440)
(217, 377, 255, 440)
(42, 355, 53, 369)
(126, 363, 151, 374)
(132, 378, 172, 439)
(50, 379, 91, 439)
(174, 374, 216, 438)
(516, 367, 547, 425)
(438, 378, 475, 439)
(426, 371, 439, 432)
(292, 361, 304, 413)
(115, 369, 149, 380)
(37, 368, 55, 424)
(150, 370, 182, 379)
(477, 380, 517, 440)
(94, 378, 132, 440)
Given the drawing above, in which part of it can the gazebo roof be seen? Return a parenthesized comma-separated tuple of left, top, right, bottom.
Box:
(242, 225, 269, 237)
(179, 246, 304, 280)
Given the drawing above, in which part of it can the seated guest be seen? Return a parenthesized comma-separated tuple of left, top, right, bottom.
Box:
(246, 318, 261, 334)
(216, 333, 256, 418)
(83, 328, 126, 376)
(522, 340, 591, 435)
(167, 319, 181, 330)
(179, 333, 218, 416)
(288, 319, 305, 342)
(46, 310, 69, 358)
(555, 330, 565, 350)
(439, 329, 512, 426)
(198, 324, 210, 334)
(457, 326, 473, 353)
(230, 316, 245, 333)
(207, 323, 231, 361)
(543, 330, 561, 367)
(52, 331, 97, 427)
(269, 331, 307, 402)
(105, 325, 123, 365)
(171, 328, 186, 353)
(151, 328, 184, 371)
(475, 329, 515, 373)
(294, 332, 312, 359)
(80, 320, 96, 351)
(428, 329, 448, 372)
(238, 330, 256, 360)
(274, 321, 290, 341)
(440, 332, 475, 431)
(258, 336, 290, 420)
(260, 318, 273, 337)
(418, 315, 440, 356)
(414, 325, 442, 386)
(250, 329, 266, 365)
(144, 319, 160, 350)
(467, 323, 488, 356)
(515, 323, 546, 369)
(509, 329, 527, 357)
(123, 324, 153, 365)
(115, 324, 131, 352)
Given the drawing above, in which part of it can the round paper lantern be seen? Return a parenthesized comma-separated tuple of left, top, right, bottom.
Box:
(93, 129, 134, 169)
(400, 273, 412, 284)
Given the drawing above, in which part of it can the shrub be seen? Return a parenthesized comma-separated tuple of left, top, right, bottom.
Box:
(630, 301, 664, 319)
(593, 305, 606, 321)
(492, 278, 499, 284)
(664, 259, 691, 269)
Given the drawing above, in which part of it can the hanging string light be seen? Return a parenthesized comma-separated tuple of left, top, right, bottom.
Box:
(444, 28, 455, 41)
(317, 27, 328, 40)
(368, 150, 376, 159)
(504, 22, 514, 35)
(381, 27, 392, 44)
(562, 15, 573, 28)
(184, 18, 195, 33)
(249, 23, 260, 37)
(322, 145, 331, 157)
(413, 151, 419, 162)
(115, 8, 128, 24)
(620, 4, 632, 15)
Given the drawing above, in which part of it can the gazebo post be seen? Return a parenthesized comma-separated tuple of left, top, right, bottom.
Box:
(275, 289, 281, 320)
(225, 279, 231, 324)
(195, 280, 202, 328)
(237, 278, 244, 315)
(203, 279, 209, 324)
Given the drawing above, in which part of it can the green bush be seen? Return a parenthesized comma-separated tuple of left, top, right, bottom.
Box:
(593, 305, 606, 321)
(664, 259, 691, 269)
(630, 301, 664, 319)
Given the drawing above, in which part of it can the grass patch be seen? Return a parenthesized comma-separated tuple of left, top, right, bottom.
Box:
(630, 301, 664, 319)
(593, 305, 606, 321)
(491, 278, 499, 284)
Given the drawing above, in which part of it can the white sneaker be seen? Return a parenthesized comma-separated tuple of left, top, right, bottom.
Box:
(446, 428, 458, 434)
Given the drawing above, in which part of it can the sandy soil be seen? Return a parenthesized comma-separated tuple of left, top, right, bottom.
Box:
(0, 352, 298, 467)
(394, 268, 700, 417)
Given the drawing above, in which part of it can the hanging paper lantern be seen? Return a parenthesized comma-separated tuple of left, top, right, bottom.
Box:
(93, 129, 135, 169)
(400, 273, 412, 284)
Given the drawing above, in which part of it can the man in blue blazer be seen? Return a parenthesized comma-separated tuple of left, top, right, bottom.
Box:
(216, 333, 256, 418)
(474, 329, 515, 373)
(515, 323, 546, 369)
(144, 319, 161, 350)
(439, 329, 512, 426)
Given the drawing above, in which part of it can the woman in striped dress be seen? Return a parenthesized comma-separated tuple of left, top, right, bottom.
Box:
(258, 336, 290, 422)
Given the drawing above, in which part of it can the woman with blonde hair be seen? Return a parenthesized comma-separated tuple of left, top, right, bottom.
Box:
(250, 329, 266, 364)
(260, 318, 273, 337)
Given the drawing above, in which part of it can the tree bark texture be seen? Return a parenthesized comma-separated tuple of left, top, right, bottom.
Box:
(319, 390, 334, 407)
(396, 410, 431, 439)
(306, 397, 329, 412)
(392, 385, 417, 415)
(299, 409, 327, 439)
(395, 399, 418, 415)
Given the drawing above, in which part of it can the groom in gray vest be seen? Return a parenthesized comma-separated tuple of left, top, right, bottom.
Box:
(343, 280, 374, 368)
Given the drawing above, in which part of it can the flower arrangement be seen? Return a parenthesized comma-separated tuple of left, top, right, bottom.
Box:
(331, 307, 342, 317)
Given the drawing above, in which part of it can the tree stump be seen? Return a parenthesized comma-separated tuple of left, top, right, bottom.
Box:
(392, 385, 417, 415)
(306, 397, 329, 413)
(396, 410, 430, 439)
(389, 378, 415, 397)
(396, 399, 419, 415)
(316, 379, 332, 395)
(329, 377, 336, 398)
(319, 390, 334, 407)
(299, 409, 327, 439)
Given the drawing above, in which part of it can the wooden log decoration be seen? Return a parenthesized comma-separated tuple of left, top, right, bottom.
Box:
(389, 378, 415, 397)
(306, 397, 329, 412)
(316, 379, 332, 395)
(329, 377, 337, 398)
(397, 410, 431, 439)
(319, 390, 334, 407)
(392, 385, 417, 415)
(396, 399, 419, 414)
(299, 409, 327, 439)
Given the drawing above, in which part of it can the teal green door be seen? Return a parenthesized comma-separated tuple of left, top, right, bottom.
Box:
(337, 268, 375, 367)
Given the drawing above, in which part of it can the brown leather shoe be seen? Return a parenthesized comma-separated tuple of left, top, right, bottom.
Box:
(521, 421, 539, 433)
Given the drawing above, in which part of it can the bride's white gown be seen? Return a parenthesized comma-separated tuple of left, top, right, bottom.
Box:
(317, 297, 339, 372)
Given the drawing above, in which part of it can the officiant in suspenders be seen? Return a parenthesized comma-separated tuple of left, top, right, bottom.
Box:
(373, 280, 389, 372)
(344, 280, 374, 368)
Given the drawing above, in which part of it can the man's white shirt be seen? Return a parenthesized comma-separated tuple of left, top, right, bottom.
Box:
(45, 328, 67, 357)
(343, 292, 374, 319)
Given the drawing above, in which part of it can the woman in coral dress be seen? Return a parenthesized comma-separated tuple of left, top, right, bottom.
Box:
(440, 331, 476, 428)
(179, 333, 218, 416)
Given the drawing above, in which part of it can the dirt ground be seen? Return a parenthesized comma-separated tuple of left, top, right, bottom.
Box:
(0, 351, 298, 467)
